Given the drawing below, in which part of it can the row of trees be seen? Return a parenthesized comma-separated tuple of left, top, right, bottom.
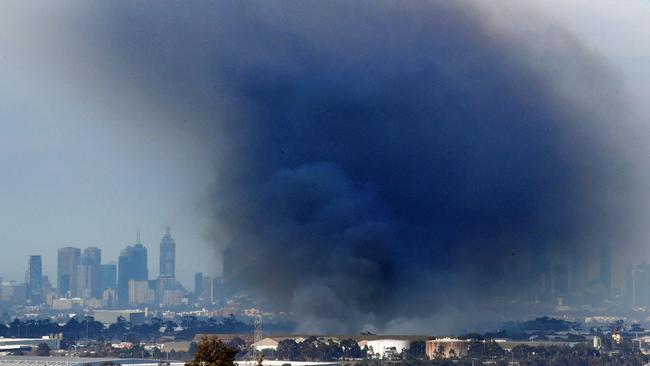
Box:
(273, 338, 365, 361)
(0, 314, 251, 342)
(246, 338, 428, 362)
(186, 335, 650, 366)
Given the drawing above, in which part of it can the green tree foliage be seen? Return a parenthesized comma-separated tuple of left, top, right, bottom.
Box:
(1, 315, 257, 343)
(276, 339, 300, 360)
(186, 336, 238, 366)
(340, 339, 365, 359)
(298, 337, 342, 361)
(513, 316, 578, 332)
(276, 337, 355, 361)
(227, 337, 247, 352)
(467, 340, 504, 359)
(406, 340, 426, 359)
(36, 343, 51, 356)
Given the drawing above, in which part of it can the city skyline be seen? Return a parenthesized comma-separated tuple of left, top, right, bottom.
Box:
(1, 227, 208, 292)
(0, 227, 203, 309)
(0, 230, 213, 290)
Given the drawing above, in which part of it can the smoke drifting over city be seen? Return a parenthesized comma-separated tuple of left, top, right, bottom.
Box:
(64, 1, 642, 332)
(208, 2, 635, 333)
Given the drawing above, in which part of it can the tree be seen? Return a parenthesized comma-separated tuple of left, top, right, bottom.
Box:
(406, 340, 426, 359)
(36, 343, 51, 356)
(467, 340, 504, 359)
(186, 336, 238, 366)
(62, 318, 80, 340)
(340, 339, 363, 359)
(276, 339, 300, 360)
(227, 337, 247, 352)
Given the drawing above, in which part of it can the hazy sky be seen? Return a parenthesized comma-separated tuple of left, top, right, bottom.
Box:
(0, 2, 219, 286)
(1, 0, 650, 295)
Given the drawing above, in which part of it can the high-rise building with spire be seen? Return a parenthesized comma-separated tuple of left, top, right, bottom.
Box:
(159, 225, 176, 279)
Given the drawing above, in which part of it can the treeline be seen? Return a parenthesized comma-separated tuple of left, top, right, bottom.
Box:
(498, 316, 580, 338)
(246, 338, 427, 362)
(0, 314, 252, 342)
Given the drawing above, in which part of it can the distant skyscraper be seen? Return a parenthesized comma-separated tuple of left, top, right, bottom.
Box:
(155, 276, 177, 303)
(599, 243, 611, 298)
(117, 234, 149, 306)
(57, 247, 80, 298)
(128, 279, 154, 305)
(101, 263, 117, 290)
(202, 276, 214, 303)
(84, 247, 101, 265)
(84, 247, 102, 298)
(77, 260, 90, 298)
(194, 272, 203, 299)
(570, 245, 588, 297)
(625, 264, 650, 309)
(75, 247, 102, 299)
(551, 264, 569, 300)
(159, 225, 176, 279)
(529, 241, 551, 303)
(26, 255, 43, 304)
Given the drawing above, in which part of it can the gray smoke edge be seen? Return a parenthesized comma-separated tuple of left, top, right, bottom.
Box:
(67, 1, 640, 333)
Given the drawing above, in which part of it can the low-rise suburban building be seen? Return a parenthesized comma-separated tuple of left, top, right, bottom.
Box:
(426, 338, 470, 359)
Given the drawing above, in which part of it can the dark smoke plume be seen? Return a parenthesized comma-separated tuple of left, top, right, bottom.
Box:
(84, 1, 635, 333)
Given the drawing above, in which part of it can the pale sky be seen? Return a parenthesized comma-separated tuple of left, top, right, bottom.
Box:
(0, 3, 219, 286)
(0, 0, 649, 289)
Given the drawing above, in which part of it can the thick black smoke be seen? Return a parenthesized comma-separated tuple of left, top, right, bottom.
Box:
(85, 1, 634, 332)
(206, 1, 631, 332)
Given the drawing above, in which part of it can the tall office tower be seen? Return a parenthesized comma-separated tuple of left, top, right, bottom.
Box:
(84, 247, 102, 298)
(155, 276, 177, 303)
(625, 264, 650, 309)
(57, 247, 80, 298)
(194, 272, 203, 298)
(202, 276, 214, 302)
(26, 255, 43, 304)
(551, 264, 569, 300)
(624, 265, 633, 307)
(77, 259, 90, 298)
(117, 253, 129, 305)
(599, 243, 612, 297)
(159, 225, 176, 279)
(128, 280, 154, 305)
(529, 241, 551, 303)
(570, 245, 588, 295)
(101, 263, 117, 290)
(41, 276, 54, 298)
(117, 234, 149, 306)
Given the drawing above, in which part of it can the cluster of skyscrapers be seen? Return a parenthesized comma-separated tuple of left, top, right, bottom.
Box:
(57, 246, 110, 300)
(527, 243, 613, 307)
(22, 226, 182, 309)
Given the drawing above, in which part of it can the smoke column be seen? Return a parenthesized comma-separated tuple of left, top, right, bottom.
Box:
(75, 1, 639, 332)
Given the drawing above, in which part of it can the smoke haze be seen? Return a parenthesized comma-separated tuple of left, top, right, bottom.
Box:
(5, 0, 648, 333)
(202, 1, 636, 333)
